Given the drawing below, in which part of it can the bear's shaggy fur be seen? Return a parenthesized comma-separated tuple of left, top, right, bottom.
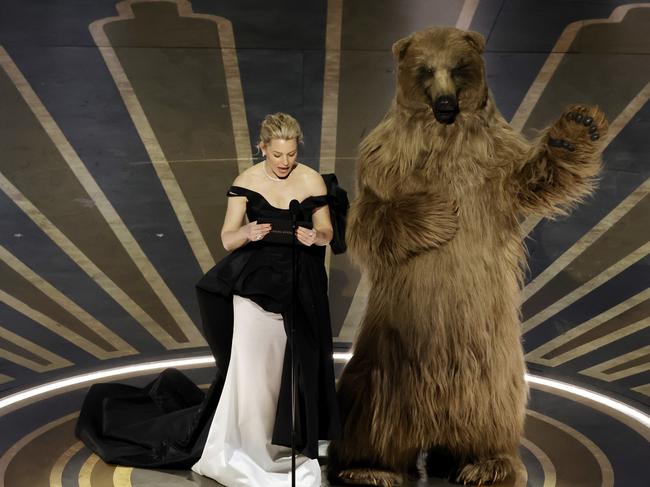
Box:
(327, 27, 608, 486)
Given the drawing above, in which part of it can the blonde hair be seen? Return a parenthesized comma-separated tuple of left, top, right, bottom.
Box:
(257, 112, 304, 149)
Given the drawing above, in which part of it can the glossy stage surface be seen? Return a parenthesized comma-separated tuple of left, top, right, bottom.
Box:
(1, 360, 649, 486)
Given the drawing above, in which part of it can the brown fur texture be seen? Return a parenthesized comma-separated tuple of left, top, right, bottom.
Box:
(327, 27, 608, 486)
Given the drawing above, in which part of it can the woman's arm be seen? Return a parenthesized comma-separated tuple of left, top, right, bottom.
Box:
(296, 204, 333, 246)
(295, 174, 333, 247)
(220, 196, 271, 251)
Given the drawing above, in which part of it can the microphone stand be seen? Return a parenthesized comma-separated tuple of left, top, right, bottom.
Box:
(290, 200, 299, 487)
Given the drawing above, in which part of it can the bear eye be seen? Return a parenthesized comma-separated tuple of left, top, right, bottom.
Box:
(418, 66, 435, 78)
(451, 64, 469, 77)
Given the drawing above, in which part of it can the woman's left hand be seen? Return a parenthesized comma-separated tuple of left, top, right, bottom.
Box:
(296, 226, 318, 246)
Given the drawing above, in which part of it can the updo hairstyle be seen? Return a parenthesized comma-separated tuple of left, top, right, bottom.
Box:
(257, 112, 304, 150)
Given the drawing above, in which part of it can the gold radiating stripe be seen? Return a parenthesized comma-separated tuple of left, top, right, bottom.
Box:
(523, 176, 650, 304)
(0, 323, 71, 371)
(520, 437, 556, 487)
(319, 0, 342, 175)
(519, 81, 650, 237)
(319, 0, 343, 274)
(89, 3, 212, 274)
(143, 0, 252, 174)
(0, 46, 204, 348)
(522, 241, 650, 333)
(338, 272, 369, 341)
(0, 412, 78, 482)
(0, 374, 13, 384)
(90, 0, 252, 275)
(511, 4, 649, 131)
(0, 174, 184, 349)
(511, 453, 528, 487)
(182, 2, 252, 175)
(77, 453, 100, 487)
(527, 410, 614, 487)
(526, 289, 650, 366)
(113, 466, 133, 487)
(632, 384, 650, 397)
(455, 0, 481, 31)
(0, 244, 136, 358)
(49, 441, 84, 487)
(581, 345, 650, 382)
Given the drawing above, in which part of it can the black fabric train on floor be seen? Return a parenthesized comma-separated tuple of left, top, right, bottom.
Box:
(75, 174, 348, 468)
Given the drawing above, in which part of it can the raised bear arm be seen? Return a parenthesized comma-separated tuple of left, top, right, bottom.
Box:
(347, 184, 458, 271)
(511, 104, 608, 217)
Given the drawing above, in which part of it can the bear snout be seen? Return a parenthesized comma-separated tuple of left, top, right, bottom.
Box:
(432, 95, 459, 124)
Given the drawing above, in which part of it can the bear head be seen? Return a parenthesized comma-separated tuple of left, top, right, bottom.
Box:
(392, 26, 488, 125)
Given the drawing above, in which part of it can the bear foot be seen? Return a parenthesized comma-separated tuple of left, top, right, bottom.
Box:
(338, 468, 403, 486)
(453, 456, 512, 485)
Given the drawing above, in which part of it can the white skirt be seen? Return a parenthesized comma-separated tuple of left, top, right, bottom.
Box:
(191, 295, 322, 487)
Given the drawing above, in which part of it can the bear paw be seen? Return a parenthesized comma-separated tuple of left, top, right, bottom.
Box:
(338, 468, 403, 486)
(547, 104, 609, 155)
(453, 456, 512, 485)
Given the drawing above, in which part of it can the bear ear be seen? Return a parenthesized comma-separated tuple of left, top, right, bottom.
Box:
(463, 31, 486, 54)
(392, 36, 412, 61)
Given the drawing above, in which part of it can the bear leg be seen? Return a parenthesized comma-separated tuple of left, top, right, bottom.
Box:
(327, 350, 417, 486)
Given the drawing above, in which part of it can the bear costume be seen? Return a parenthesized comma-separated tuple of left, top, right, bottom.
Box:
(327, 26, 608, 486)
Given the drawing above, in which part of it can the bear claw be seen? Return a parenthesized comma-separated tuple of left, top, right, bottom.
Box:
(548, 137, 575, 151)
(454, 457, 513, 486)
(338, 468, 403, 486)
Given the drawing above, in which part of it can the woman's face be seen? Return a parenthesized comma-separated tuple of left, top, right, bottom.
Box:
(262, 138, 298, 179)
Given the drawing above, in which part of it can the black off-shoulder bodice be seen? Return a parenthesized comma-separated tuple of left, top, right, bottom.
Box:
(228, 184, 328, 222)
(198, 186, 323, 312)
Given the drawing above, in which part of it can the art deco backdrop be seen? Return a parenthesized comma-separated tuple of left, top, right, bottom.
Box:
(0, 1, 648, 484)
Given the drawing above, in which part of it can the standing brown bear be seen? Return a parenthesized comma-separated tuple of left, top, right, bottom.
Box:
(327, 26, 607, 486)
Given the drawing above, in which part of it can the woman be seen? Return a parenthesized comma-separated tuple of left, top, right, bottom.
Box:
(75, 113, 346, 486)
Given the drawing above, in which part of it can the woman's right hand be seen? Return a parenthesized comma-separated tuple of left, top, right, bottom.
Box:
(243, 221, 272, 242)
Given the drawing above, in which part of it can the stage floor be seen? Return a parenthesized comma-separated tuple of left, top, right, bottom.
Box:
(1, 361, 648, 486)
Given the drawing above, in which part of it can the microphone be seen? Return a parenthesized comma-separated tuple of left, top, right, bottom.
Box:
(289, 199, 301, 224)
(287, 199, 300, 487)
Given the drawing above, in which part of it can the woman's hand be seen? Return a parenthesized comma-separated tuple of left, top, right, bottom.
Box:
(243, 221, 272, 242)
(296, 226, 318, 246)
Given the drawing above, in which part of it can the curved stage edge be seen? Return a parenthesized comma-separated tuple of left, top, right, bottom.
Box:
(1, 356, 648, 486)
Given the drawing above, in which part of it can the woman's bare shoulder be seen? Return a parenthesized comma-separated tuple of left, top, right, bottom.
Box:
(232, 165, 260, 187)
(296, 164, 326, 195)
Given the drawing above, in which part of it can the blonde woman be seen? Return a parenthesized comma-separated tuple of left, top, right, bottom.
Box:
(192, 113, 344, 486)
(76, 113, 347, 487)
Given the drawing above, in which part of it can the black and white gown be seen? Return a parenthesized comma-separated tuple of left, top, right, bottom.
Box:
(192, 294, 320, 486)
(74, 174, 347, 486)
